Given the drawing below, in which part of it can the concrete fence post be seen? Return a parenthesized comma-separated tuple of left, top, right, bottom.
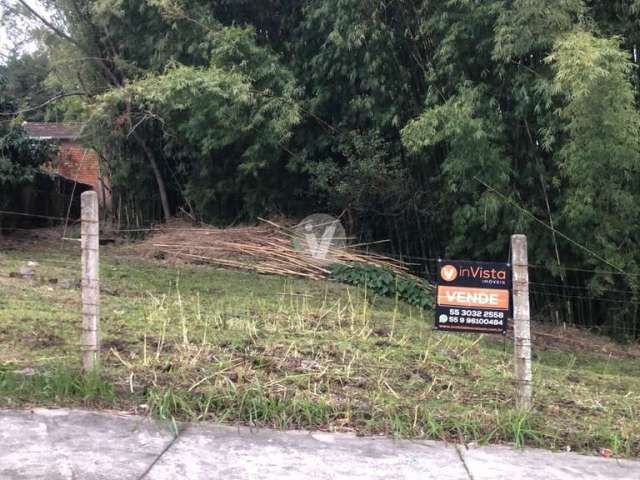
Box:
(81, 191, 100, 371)
(512, 234, 532, 410)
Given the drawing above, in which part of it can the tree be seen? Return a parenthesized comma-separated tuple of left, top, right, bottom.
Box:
(547, 31, 640, 284)
(87, 26, 301, 219)
(6, 0, 640, 335)
(0, 73, 53, 209)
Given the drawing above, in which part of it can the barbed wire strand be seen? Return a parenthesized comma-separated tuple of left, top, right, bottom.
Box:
(473, 176, 630, 276)
(4, 206, 640, 278)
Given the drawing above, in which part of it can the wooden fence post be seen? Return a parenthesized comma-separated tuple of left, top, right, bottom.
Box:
(81, 191, 100, 371)
(512, 234, 532, 410)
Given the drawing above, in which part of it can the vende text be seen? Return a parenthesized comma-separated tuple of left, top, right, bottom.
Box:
(437, 286, 509, 310)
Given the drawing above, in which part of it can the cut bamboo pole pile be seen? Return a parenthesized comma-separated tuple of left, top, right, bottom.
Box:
(137, 219, 411, 280)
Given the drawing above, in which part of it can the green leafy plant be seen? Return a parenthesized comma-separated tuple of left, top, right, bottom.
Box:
(329, 263, 433, 309)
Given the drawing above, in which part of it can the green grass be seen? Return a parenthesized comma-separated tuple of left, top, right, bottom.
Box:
(0, 242, 639, 457)
(0, 365, 114, 407)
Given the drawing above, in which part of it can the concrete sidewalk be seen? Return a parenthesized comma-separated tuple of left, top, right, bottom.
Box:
(0, 409, 638, 480)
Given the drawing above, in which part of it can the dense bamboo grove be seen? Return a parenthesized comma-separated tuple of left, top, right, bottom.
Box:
(2, 1, 640, 337)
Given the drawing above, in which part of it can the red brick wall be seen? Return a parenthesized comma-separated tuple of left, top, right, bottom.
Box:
(53, 141, 101, 189)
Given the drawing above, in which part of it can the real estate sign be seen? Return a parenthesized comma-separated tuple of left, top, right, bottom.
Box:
(435, 260, 511, 334)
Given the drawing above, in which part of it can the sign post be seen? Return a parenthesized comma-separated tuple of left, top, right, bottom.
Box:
(434, 243, 532, 409)
(512, 234, 532, 410)
(435, 260, 511, 334)
(81, 191, 100, 372)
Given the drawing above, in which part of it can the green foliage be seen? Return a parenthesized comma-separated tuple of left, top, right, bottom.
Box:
(297, 0, 425, 131)
(329, 263, 433, 309)
(0, 366, 115, 405)
(1, 52, 62, 121)
(6, 0, 640, 335)
(493, 0, 585, 61)
(401, 86, 508, 193)
(87, 22, 301, 220)
(310, 130, 411, 216)
(0, 75, 53, 197)
(0, 126, 50, 186)
(401, 86, 511, 254)
(547, 31, 640, 282)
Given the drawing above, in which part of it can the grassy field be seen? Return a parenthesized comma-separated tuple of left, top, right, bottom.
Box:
(1, 237, 639, 457)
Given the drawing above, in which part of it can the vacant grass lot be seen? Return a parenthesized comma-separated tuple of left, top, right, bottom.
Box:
(1, 238, 639, 457)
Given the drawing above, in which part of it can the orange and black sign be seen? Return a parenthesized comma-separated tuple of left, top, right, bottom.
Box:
(435, 260, 511, 334)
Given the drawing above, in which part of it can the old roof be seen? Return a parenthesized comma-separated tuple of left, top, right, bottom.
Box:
(23, 122, 84, 140)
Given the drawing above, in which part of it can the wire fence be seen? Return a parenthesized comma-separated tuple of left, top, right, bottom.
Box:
(2, 208, 640, 342)
(0, 212, 421, 374)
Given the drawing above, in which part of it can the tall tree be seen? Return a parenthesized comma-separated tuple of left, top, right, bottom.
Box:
(0, 73, 52, 209)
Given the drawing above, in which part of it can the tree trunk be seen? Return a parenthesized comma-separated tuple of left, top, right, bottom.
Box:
(132, 132, 171, 222)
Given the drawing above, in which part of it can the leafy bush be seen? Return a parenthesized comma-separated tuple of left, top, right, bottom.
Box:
(329, 263, 433, 309)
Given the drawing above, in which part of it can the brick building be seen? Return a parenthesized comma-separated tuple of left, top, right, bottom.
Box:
(23, 122, 111, 211)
